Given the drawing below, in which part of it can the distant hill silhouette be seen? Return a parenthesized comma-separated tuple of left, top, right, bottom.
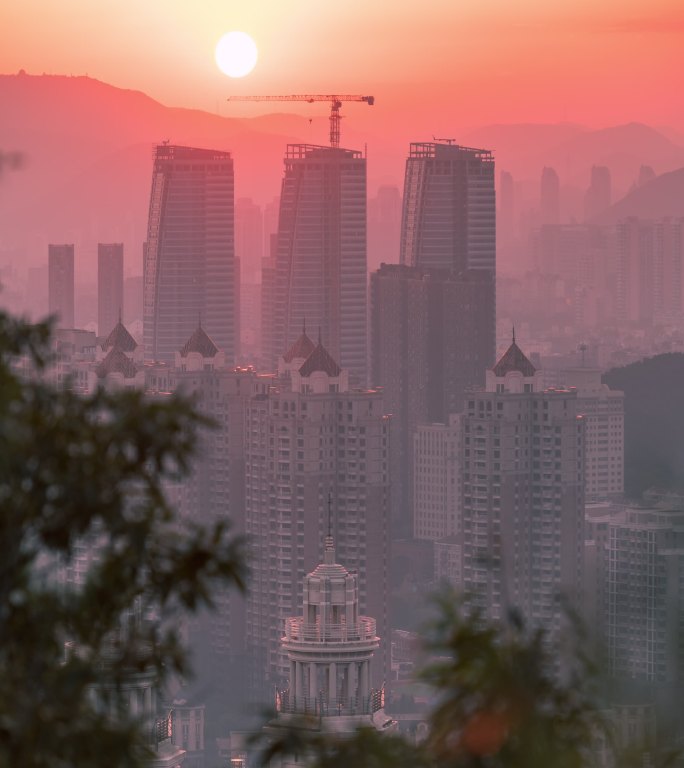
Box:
(546, 122, 684, 192)
(463, 121, 684, 194)
(0, 72, 311, 277)
(604, 354, 684, 498)
(2, 72, 684, 282)
(591, 167, 684, 224)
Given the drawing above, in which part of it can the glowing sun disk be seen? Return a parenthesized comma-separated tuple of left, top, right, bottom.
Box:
(215, 31, 258, 78)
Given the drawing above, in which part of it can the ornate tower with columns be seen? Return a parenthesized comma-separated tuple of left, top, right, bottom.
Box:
(275, 534, 395, 734)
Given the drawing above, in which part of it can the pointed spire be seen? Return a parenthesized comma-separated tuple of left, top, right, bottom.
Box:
(283, 324, 315, 363)
(493, 332, 536, 377)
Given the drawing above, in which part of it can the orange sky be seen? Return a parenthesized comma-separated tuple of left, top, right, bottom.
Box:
(2, 0, 684, 130)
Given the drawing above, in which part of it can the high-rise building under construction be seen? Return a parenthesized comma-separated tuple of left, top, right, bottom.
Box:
(143, 144, 239, 364)
(262, 144, 367, 385)
(371, 142, 496, 535)
(400, 142, 496, 274)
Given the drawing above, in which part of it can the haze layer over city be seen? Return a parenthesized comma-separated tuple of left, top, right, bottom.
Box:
(2, 1, 684, 766)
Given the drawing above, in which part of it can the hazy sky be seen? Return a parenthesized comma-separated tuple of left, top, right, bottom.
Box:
(2, 0, 684, 128)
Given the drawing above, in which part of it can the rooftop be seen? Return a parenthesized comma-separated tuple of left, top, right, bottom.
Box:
(283, 325, 316, 362)
(299, 340, 341, 378)
(97, 347, 138, 379)
(102, 320, 137, 353)
(179, 325, 219, 358)
(492, 333, 537, 378)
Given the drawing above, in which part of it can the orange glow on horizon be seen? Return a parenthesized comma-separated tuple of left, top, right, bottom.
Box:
(1, 0, 683, 131)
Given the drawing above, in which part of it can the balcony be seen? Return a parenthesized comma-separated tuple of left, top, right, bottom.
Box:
(276, 687, 384, 716)
(283, 616, 376, 644)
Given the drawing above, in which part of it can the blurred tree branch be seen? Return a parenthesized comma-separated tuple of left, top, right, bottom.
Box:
(0, 311, 247, 767)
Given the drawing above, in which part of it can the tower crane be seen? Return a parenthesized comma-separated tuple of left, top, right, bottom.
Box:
(227, 94, 375, 149)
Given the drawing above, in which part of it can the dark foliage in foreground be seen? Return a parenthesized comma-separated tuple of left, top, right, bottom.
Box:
(252, 594, 603, 768)
(0, 312, 247, 768)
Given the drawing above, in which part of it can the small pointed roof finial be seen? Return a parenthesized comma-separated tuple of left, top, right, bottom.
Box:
(512, 324, 516, 345)
(198, 311, 202, 329)
(118, 307, 122, 325)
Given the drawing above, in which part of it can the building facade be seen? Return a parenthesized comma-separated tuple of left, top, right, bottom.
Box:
(370, 263, 494, 536)
(540, 166, 560, 226)
(558, 368, 624, 499)
(262, 144, 367, 385)
(244, 332, 390, 698)
(413, 415, 462, 542)
(617, 217, 683, 327)
(48, 243, 75, 329)
(400, 142, 495, 274)
(98, 242, 124, 338)
(460, 338, 585, 635)
(143, 145, 239, 365)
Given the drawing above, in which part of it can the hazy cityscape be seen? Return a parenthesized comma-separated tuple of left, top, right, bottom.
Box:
(2, 2, 684, 766)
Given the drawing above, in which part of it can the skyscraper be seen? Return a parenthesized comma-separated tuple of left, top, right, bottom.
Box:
(245, 333, 389, 698)
(616, 217, 684, 326)
(172, 326, 264, 725)
(368, 184, 402, 272)
(371, 141, 496, 535)
(397, 141, 496, 381)
(370, 264, 493, 534)
(498, 170, 515, 241)
(97, 242, 124, 338)
(48, 243, 75, 329)
(460, 338, 585, 634)
(540, 166, 560, 226)
(235, 197, 263, 285)
(584, 165, 612, 220)
(143, 144, 239, 365)
(262, 144, 367, 384)
(400, 142, 495, 273)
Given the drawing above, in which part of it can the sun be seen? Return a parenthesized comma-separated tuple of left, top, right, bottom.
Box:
(215, 31, 258, 78)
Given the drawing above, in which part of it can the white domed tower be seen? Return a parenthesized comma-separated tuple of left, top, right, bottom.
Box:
(276, 534, 395, 734)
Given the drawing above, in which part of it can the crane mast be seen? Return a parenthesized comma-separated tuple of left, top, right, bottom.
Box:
(227, 94, 374, 148)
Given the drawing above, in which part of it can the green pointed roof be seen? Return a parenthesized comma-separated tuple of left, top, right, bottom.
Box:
(180, 325, 219, 358)
(284, 330, 316, 363)
(96, 347, 138, 379)
(299, 340, 341, 378)
(102, 320, 137, 353)
(492, 340, 536, 377)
